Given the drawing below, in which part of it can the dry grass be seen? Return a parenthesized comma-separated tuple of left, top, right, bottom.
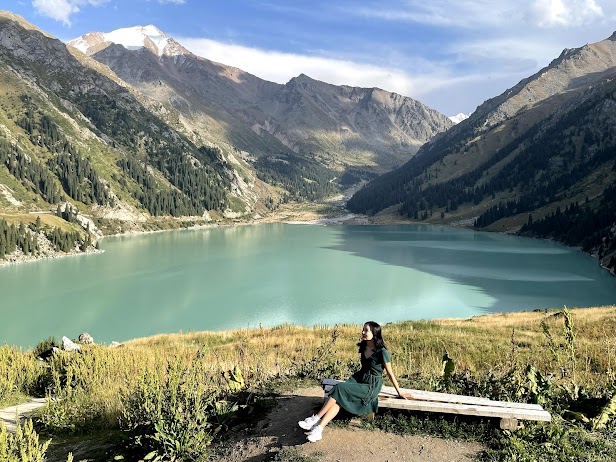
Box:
(124, 306, 616, 388)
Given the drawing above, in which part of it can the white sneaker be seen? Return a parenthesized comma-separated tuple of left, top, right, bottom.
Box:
(298, 414, 320, 430)
(306, 425, 323, 443)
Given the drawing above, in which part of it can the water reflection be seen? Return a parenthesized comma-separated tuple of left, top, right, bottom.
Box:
(327, 224, 616, 313)
(1, 224, 615, 348)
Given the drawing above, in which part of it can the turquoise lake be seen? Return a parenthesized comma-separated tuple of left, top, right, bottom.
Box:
(2, 223, 616, 348)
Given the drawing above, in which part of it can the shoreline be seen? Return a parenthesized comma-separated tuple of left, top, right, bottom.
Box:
(1, 208, 614, 280)
(0, 244, 104, 268)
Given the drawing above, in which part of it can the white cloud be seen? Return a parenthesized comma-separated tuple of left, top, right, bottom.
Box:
(356, 1, 522, 29)
(32, 0, 79, 25)
(159, 0, 186, 4)
(31, 0, 110, 26)
(357, 0, 606, 29)
(178, 37, 465, 99)
(532, 0, 603, 27)
(176, 36, 527, 115)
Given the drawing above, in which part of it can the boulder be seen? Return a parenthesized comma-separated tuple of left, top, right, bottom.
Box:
(61, 336, 81, 352)
(78, 332, 94, 344)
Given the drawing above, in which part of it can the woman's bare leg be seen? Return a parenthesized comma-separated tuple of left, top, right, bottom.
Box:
(316, 397, 337, 418)
(317, 402, 340, 427)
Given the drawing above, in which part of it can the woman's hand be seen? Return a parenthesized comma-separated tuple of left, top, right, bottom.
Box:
(398, 393, 414, 400)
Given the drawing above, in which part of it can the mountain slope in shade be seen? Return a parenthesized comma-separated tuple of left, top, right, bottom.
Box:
(348, 32, 616, 272)
(0, 11, 265, 225)
(69, 26, 453, 173)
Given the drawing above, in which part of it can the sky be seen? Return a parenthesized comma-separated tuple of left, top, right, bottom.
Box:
(5, 0, 616, 116)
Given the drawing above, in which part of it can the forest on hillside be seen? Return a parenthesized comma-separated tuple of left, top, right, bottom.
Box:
(347, 81, 616, 271)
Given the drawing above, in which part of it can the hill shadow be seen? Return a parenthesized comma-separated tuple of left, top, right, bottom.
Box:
(324, 224, 616, 315)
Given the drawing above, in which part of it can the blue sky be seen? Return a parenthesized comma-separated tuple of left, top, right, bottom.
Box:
(6, 0, 616, 115)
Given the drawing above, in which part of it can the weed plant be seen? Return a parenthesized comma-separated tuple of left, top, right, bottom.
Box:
(1, 306, 615, 461)
(0, 419, 50, 462)
(0, 346, 43, 406)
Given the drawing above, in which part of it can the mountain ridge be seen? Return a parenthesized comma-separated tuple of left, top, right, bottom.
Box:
(347, 30, 616, 273)
(68, 24, 453, 173)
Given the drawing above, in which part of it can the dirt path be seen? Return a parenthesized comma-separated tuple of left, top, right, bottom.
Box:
(0, 398, 47, 432)
(211, 387, 484, 462)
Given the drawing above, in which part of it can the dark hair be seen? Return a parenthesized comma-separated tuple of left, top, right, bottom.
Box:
(357, 321, 387, 353)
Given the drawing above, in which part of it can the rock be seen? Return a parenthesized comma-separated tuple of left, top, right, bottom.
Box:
(109, 341, 121, 348)
(61, 336, 81, 352)
(37, 346, 59, 361)
(78, 332, 94, 344)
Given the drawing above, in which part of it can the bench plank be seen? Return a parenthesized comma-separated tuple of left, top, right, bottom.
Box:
(378, 397, 551, 421)
(322, 379, 551, 423)
(323, 379, 545, 411)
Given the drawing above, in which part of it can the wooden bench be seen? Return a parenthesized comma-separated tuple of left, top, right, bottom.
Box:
(322, 378, 551, 430)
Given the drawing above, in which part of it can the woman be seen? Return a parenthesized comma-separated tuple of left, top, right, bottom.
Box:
(298, 321, 411, 442)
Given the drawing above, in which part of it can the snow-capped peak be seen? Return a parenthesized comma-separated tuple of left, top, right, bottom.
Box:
(69, 25, 186, 58)
(448, 113, 470, 124)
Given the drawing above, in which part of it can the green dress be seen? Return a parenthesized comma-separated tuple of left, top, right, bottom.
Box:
(329, 347, 391, 415)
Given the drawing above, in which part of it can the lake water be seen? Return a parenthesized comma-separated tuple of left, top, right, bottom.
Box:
(2, 223, 616, 348)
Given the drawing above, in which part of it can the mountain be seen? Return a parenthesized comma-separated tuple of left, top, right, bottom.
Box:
(0, 9, 451, 259)
(0, 11, 236, 228)
(348, 32, 616, 272)
(68, 26, 452, 174)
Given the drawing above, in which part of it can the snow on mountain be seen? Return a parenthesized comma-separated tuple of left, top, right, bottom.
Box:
(448, 113, 470, 124)
(69, 25, 186, 57)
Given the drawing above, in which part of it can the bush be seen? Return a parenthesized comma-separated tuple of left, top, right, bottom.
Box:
(32, 337, 57, 360)
(0, 346, 43, 405)
(120, 359, 219, 461)
(0, 419, 50, 462)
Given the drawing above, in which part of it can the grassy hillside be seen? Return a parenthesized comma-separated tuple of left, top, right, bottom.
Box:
(2, 306, 616, 461)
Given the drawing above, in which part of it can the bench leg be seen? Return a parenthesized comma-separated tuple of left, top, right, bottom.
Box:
(499, 418, 519, 431)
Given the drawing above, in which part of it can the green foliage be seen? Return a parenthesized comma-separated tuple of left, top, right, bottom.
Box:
(0, 345, 41, 405)
(44, 227, 83, 253)
(32, 337, 57, 359)
(222, 365, 245, 393)
(120, 360, 218, 461)
(292, 329, 352, 380)
(0, 219, 39, 259)
(116, 157, 208, 217)
(267, 447, 323, 462)
(480, 419, 616, 462)
(254, 156, 338, 201)
(368, 408, 496, 442)
(592, 389, 616, 431)
(441, 353, 455, 387)
(0, 419, 51, 462)
(0, 136, 63, 205)
(49, 152, 111, 206)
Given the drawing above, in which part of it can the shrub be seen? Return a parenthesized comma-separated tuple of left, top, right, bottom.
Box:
(32, 337, 57, 360)
(0, 419, 50, 462)
(120, 359, 219, 461)
(0, 346, 43, 405)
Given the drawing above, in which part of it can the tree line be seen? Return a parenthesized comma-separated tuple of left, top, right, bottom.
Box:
(76, 93, 228, 214)
(16, 106, 112, 206)
(0, 217, 89, 259)
(0, 137, 63, 204)
(254, 156, 337, 201)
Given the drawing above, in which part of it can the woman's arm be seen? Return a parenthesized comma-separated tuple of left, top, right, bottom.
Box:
(384, 362, 413, 399)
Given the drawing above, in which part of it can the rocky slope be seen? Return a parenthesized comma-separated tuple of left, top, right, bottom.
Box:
(348, 32, 616, 272)
(0, 11, 241, 226)
(69, 26, 452, 173)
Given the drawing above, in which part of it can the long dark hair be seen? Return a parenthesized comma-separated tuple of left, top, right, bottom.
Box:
(357, 321, 387, 353)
